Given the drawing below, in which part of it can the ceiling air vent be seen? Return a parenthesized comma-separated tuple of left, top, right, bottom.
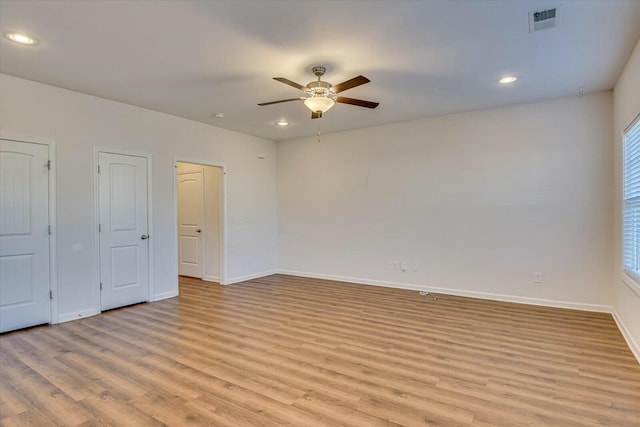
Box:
(529, 7, 559, 33)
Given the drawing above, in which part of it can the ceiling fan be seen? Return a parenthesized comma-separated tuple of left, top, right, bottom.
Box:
(258, 66, 379, 119)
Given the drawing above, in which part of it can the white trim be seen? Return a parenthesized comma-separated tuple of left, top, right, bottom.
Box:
(151, 289, 179, 302)
(174, 158, 228, 286)
(0, 133, 59, 325)
(94, 147, 154, 311)
(611, 309, 640, 364)
(621, 113, 640, 298)
(621, 272, 640, 297)
(623, 111, 640, 133)
(58, 308, 100, 324)
(276, 270, 612, 313)
(47, 140, 58, 324)
(0, 132, 52, 145)
(226, 270, 278, 285)
(221, 167, 228, 285)
(202, 275, 220, 283)
(177, 167, 205, 279)
(147, 157, 154, 301)
(92, 149, 101, 314)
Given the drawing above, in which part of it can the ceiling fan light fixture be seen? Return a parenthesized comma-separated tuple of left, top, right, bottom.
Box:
(258, 67, 378, 120)
(304, 96, 335, 113)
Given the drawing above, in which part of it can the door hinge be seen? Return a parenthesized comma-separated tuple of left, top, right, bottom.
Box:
(98, 224, 101, 232)
(48, 225, 52, 235)
(98, 164, 101, 174)
(47, 160, 51, 170)
(100, 282, 103, 291)
(49, 290, 53, 300)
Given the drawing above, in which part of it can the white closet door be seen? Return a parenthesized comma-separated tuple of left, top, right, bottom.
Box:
(0, 139, 50, 332)
(98, 152, 149, 310)
(177, 170, 204, 278)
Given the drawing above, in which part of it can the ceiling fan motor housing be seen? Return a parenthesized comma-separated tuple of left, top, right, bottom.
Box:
(306, 80, 334, 98)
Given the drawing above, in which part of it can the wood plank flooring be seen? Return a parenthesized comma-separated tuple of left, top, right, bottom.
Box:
(1, 274, 639, 426)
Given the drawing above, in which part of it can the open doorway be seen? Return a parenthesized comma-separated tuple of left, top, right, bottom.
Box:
(175, 161, 225, 285)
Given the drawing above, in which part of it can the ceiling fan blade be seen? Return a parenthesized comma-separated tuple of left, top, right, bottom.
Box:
(331, 75, 370, 93)
(336, 97, 379, 109)
(273, 77, 307, 91)
(311, 111, 323, 119)
(258, 97, 305, 106)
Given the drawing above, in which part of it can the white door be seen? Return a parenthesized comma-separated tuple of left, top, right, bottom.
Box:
(98, 152, 149, 310)
(0, 139, 50, 332)
(177, 170, 203, 278)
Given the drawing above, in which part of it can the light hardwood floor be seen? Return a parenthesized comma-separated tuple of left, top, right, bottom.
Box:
(1, 274, 639, 426)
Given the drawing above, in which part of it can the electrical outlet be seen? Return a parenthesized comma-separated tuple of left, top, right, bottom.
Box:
(534, 272, 543, 283)
(400, 261, 408, 272)
(411, 262, 418, 272)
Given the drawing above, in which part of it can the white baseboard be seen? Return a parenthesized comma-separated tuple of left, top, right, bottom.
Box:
(202, 275, 220, 283)
(611, 309, 640, 364)
(58, 308, 100, 323)
(226, 270, 278, 285)
(152, 290, 179, 301)
(276, 269, 612, 313)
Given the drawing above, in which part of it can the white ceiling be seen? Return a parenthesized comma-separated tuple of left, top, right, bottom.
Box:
(1, 0, 639, 141)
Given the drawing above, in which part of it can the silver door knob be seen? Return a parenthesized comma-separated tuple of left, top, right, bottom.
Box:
(141, 234, 149, 240)
(196, 229, 201, 233)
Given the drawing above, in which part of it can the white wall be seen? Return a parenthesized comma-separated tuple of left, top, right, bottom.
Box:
(177, 162, 222, 282)
(612, 39, 640, 360)
(0, 74, 277, 322)
(278, 92, 613, 311)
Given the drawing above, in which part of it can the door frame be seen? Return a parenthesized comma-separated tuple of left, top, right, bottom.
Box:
(177, 167, 205, 279)
(94, 148, 153, 309)
(174, 158, 228, 285)
(1, 132, 58, 324)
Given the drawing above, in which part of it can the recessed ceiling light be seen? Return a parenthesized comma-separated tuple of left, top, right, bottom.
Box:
(4, 32, 38, 46)
(276, 120, 289, 127)
(499, 76, 517, 84)
(214, 113, 224, 118)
